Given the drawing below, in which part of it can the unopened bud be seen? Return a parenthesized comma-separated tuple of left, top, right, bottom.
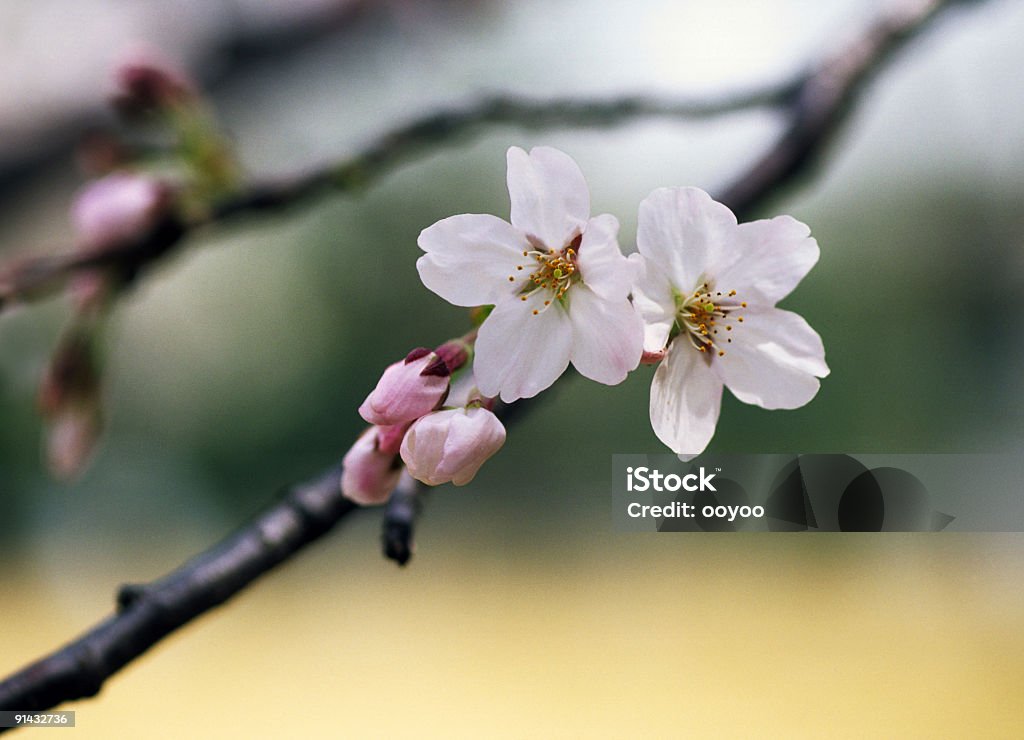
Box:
(38, 329, 103, 480)
(112, 54, 194, 114)
(72, 172, 169, 250)
(358, 350, 450, 426)
(400, 406, 506, 487)
(376, 420, 411, 457)
(341, 427, 401, 506)
(46, 405, 102, 482)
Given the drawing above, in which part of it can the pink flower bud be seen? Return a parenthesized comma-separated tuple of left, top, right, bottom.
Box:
(376, 421, 411, 456)
(38, 328, 103, 480)
(112, 52, 194, 113)
(46, 405, 102, 482)
(71, 173, 168, 250)
(358, 349, 450, 426)
(341, 427, 401, 506)
(400, 407, 506, 487)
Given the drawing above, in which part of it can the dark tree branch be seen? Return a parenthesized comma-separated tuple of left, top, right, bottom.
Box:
(382, 473, 422, 566)
(720, 0, 975, 218)
(0, 465, 356, 715)
(0, 0, 986, 724)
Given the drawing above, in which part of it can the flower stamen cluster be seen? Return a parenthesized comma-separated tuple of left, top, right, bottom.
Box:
(518, 234, 582, 305)
(675, 283, 747, 357)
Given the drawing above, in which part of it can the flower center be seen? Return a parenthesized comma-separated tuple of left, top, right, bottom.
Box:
(527, 248, 578, 298)
(674, 282, 746, 358)
(509, 235, 583, 315)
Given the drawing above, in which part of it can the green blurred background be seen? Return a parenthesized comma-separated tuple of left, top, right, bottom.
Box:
(1, 0, 1022, 736)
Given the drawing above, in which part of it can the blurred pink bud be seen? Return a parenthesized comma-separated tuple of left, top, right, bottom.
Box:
(38, 329, 103, 480)
(72, 172, 168, 250)
(46, 405, 102, 482)
(400, 406, 506, 487)
(358, 349, 450, 426)
(341, 427, 401, 506)
(112, 55, 194, 113)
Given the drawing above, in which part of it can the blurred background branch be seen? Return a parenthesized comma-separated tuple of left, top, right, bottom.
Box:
(0, 0, 990, 721)
(0, 85, 792, 314)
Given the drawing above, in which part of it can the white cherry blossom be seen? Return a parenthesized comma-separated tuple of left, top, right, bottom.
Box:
(632, 187, 829, 459)
(417, 146, 643, 403)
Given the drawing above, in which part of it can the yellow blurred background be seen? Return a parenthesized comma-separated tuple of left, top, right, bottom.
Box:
(5, 532, 1024, 737)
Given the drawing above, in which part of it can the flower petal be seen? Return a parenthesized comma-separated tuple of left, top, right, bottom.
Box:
(713, 215, 820, 305)
(417, 213, 531, 307)
(629, 252, 677, 353)
(507, 146, 590, 250)
(636, 187, 737, 293)
(474, 290, 572, 402)
(714, 307, 828, 409)
(575, 214, 632, 301)
(650, 342, 724, 460)
(568, 285, 643, 386)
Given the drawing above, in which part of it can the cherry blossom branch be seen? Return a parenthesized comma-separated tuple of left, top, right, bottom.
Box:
(0, 88, 793, 314)
(0, 0, 974, 312)
(0, 464, 356, 717)
(721, 0, 979, 218)
(2, 1, 977, 313)
(0, 0, 985, 723)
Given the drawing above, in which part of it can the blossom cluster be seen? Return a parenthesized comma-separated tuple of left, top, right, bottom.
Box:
(342, 146, 828, 505)
(342, 343, 506, 504)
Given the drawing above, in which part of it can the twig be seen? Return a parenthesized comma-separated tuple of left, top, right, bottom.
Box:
(382, 472, 422, 566)
(0, 0, 985, 723)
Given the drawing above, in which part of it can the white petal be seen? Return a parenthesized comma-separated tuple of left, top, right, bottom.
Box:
(506, 146, 590, 250)
(400, 415, 446, 483)
(636, 187, 737, 293)
(712, 215, 820, 305)
(650, 342, 724, 460)
(417, 213, 530, 307)
(474, 291, 572, 402)
(446, 407, 507, 486)
(568, 285, 643, 386)
(642, 320, 674, 354)
(629, 252, 677, 352)
(575, 214, 632, 301)
(714, 307, 829, 410)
